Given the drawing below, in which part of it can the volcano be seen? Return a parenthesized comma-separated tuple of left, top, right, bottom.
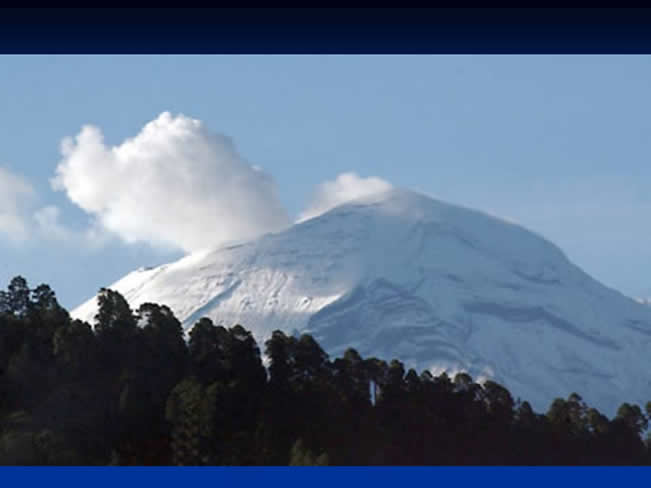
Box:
(72, 188, 651, 416)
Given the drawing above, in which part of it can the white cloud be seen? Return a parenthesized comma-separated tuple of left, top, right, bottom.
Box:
(33, 205, 103, 245)
(298, 172, 393, 223)
(52, 112, 291, 253)
(33, 205, 72, 242)
(0, 166, 34, 242)
(33, 205, 110, 249)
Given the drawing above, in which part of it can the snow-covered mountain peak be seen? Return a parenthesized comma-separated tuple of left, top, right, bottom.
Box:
(72, 189, 651, 416)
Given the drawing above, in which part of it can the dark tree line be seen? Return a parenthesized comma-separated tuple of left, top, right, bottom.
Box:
(1, 276, 651, 465)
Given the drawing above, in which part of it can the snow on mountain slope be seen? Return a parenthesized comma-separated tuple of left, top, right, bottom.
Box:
(72, 188, 651, 416)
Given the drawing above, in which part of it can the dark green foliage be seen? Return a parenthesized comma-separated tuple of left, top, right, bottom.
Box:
(1, 275, 651, 465)
(94, 288, 137, 339)
(616, 402, 648, 435)
(165, 377, 213, 465)
(483, 380, 515, 424)
(289, 438, 329, 466)
(53, 320, 96, 381)
(0, 276, 30, 317)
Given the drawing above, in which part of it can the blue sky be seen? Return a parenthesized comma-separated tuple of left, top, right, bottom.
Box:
(1, 55, 650, 308)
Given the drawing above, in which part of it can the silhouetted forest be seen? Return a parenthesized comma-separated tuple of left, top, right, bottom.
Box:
(1, 275, 651, 465)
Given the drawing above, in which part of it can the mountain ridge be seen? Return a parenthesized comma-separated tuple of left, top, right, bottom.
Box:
(72, 188, 651, 416)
